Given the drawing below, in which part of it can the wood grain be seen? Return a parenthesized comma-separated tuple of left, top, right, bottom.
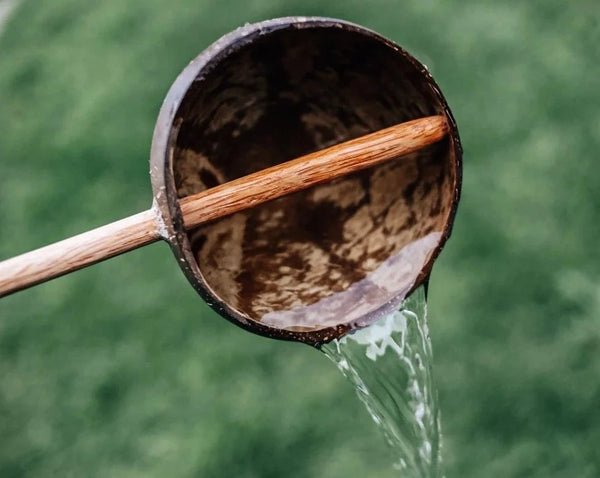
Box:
(179, 115, 448, 229)
(0, 115, 447, 297)
(0, 210, 160, 297)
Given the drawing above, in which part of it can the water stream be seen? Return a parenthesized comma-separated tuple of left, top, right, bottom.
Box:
(321, 285, 443, 477)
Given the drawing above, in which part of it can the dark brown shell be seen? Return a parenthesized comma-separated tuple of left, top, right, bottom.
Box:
(150, 17, 462, 346)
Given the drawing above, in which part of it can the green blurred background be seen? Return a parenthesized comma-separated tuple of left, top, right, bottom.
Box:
(0, 1, 599, 476)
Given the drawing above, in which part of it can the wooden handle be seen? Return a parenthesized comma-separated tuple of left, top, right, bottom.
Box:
(0, 115, 447, 297)
(180, 115, 448, 228)
(0, 210, 161, 297)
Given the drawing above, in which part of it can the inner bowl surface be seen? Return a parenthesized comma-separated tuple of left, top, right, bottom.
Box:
(151, 18, 461, 345)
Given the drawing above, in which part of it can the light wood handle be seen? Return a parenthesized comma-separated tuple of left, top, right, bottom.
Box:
(0, 115, 448, 298)
(0, 210, 161, 297)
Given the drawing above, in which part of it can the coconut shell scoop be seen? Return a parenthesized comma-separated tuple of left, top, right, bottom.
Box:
(0, 18, 462, 345)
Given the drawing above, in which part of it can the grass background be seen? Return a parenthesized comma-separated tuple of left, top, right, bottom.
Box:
(0, 1, 599, 476)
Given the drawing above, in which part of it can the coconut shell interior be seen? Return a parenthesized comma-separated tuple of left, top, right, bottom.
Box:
(171, 25, 457, 334)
